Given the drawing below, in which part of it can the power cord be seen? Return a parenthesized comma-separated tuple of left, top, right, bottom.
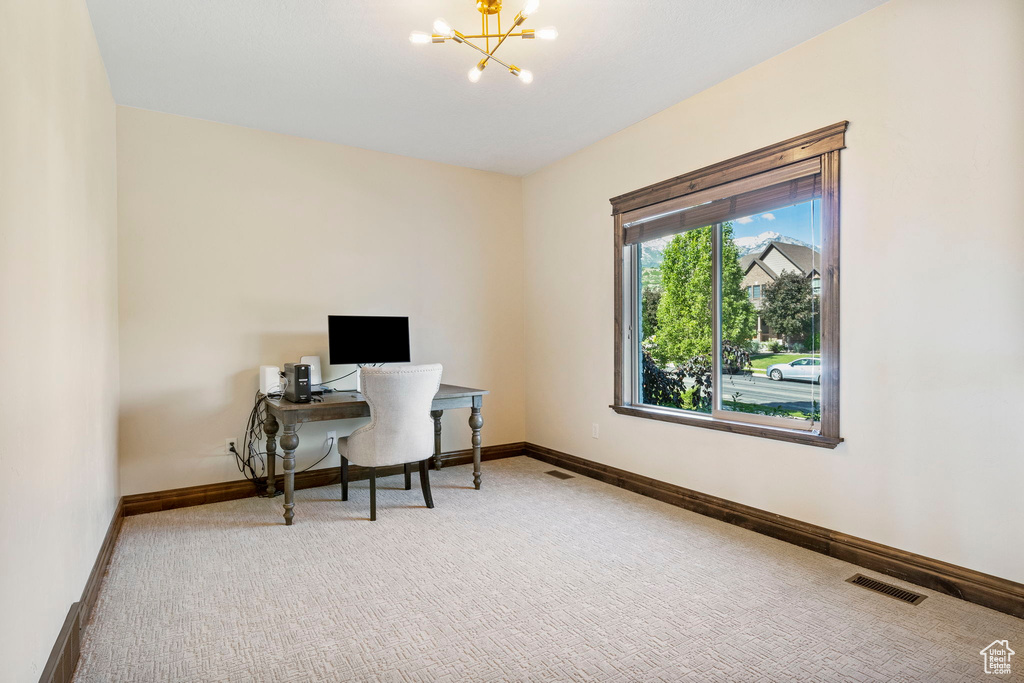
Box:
(317, 368, 359, 386)
(230, 436, 336, 474)
(233, 365, 370, 493)
(232, 390, 340, 496)
(298, 437, 335, 473)
(233, 391, 273, 495)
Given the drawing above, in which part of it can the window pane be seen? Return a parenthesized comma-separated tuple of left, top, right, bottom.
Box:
(719, 200, 821, 422)
(638, 225, 714, 413)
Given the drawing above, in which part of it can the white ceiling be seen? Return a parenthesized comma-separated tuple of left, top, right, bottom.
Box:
(85, 0, 885, 176)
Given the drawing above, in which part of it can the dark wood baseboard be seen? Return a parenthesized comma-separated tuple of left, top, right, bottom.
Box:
(525, 443, 1024, 620)
(38, 603, 80, 683)
(41, 496, 125, 683)
(79, 497, 124, 628)
(123, 442, 527, 517)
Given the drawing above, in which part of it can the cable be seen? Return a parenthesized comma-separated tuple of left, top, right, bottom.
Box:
(318, 369, 359, 386)
(233, 390, 270, 493)
(298, 437, 335, 474)
(233, 390, 339, 494)
(235, 361, 377, 491)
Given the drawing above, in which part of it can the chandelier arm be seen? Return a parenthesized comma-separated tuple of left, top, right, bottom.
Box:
(460, 32, 528, 39)
(458, 37, 515, 71)
(481, 17, 521, 66)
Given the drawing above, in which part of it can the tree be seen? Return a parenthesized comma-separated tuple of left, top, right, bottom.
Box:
(650, 223, 756, 365)
(759, 271, 816, 346)
(641, 340, 751, 413)
(641, 350, 687, 409)
(641, 287, 661, 340)
(641, 266, 662, 290)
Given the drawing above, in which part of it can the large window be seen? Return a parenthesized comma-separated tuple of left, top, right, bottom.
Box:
(611, 123, 845, 448)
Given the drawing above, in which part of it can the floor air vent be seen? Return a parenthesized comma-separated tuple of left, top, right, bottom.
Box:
(545, 470, 574, 480)
(846, 574, 927, 605)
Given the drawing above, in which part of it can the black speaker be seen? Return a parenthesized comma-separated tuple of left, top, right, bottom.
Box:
(283, 363, 312, 403)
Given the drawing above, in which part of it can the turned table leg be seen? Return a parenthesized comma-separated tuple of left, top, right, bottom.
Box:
(470, 398, 483, 490)
(263, 414, 279, 497)
(431, 410, 443, 470)
(280, 424, 299, 525)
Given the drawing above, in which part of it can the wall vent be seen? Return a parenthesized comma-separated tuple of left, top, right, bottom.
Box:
(846, 574, 927, 605)
(545, 470, 574, 480)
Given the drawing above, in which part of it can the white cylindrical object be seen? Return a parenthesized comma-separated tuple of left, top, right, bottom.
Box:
(259, 365, 281, 395)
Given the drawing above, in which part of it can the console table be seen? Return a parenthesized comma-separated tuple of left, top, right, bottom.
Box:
(263, 384, 487, 525)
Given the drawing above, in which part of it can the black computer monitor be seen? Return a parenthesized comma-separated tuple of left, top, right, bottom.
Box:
(328, 315, 410, 365)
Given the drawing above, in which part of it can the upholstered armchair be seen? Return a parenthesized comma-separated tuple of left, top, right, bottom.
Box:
(337, 363, 442, 521)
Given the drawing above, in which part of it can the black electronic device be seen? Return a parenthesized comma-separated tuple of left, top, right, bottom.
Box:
(284, 363, 312, 403)
(328, 316, 411, 365)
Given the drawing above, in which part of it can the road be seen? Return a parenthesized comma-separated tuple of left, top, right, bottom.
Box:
(718, 373, 819, 414)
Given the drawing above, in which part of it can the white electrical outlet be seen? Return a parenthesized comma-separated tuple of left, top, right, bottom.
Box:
(327, 431, 337, 449)
(225, 438, 237, 455)
(592, 423, 599, 439)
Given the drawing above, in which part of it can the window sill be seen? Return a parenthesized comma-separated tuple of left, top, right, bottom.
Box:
(609, 404, 843, 449)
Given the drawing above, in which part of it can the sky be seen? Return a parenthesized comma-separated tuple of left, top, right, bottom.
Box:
(730, 198, 820, 246)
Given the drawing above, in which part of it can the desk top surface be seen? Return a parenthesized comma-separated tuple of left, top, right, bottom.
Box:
(265, 383, 488, 412)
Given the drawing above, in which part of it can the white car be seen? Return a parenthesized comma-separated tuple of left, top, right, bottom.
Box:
(767, 357, 821, 382)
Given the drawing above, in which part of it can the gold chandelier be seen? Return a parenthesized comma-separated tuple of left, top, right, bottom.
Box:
(410, 0, 557, 84)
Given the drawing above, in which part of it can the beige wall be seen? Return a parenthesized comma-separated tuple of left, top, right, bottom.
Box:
(5, 8, 1021, 676)
(523, 0, 1024, 582)
(0, 0, 120, 680)
(116, 107, 525, 495)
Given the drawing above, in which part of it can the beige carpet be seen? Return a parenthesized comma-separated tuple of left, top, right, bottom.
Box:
(75, 457, 1023, 682)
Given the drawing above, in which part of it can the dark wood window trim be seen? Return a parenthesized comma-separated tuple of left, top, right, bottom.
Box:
(609, 404, 843, 449)
(611, 122, 847, 448)
(609, 122, 848, 216)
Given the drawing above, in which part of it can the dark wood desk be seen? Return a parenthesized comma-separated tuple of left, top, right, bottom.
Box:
(263, 384, 488, 525)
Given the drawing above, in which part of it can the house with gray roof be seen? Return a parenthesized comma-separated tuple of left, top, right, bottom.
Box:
(740, 242, 821, 341)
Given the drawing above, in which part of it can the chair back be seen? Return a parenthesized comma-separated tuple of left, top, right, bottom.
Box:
(352, 363, 442, 468)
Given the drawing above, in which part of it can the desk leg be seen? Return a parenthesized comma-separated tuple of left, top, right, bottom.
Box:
(263, 414, 279, 497)
(431, 410, 443, 470)
(280, 425, 299, 525)
(469, 399, 483, 490)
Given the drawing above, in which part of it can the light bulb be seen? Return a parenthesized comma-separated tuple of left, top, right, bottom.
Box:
(536, 26, 558, 40)
(409, 31, 431, 44)
(517, 69, 534, 84)
(433, 18, 454, 38)
(468, 65, 483, 83)
(521, 0, 540, 17)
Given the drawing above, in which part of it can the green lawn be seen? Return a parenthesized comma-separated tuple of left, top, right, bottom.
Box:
(748, 353, 818, 370)
(723, 400, 815, 420)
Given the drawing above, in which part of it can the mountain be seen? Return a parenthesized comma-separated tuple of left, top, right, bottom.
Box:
(640, 240, 666, 268)
(638, 231, 816, 272)
(732, 231, 815, 256)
